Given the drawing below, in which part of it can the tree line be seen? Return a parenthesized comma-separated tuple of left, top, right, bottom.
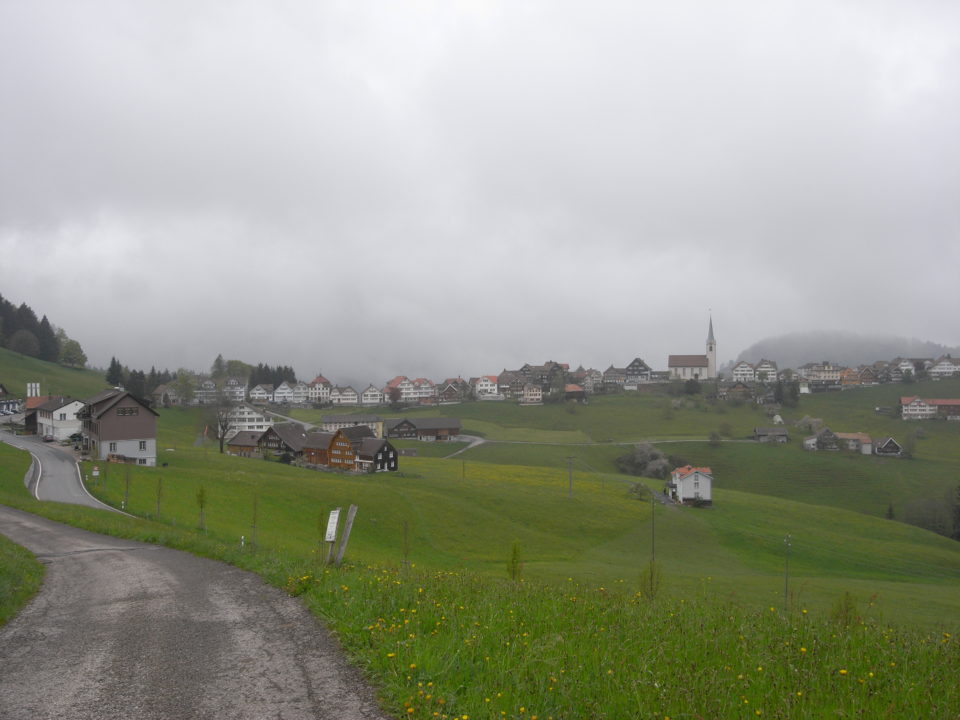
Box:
(0, 293, 87, 367)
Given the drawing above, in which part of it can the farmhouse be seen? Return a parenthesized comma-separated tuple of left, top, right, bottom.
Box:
(901, 396, 960, 421)
(354, 438, 399, 472)
(666, 465, 712, 505)
(79, 389, 159, 466)
(320, 414, 384, 438)
(754, 427, 788, 443)
(874, 437, 903, 457)
(226, 430, 264, 457)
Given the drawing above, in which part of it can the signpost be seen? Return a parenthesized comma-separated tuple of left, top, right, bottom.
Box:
(325, 508, 341, 564)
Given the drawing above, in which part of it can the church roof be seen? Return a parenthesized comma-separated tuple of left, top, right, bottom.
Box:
(707, 316, 716, 345)
(668, 355, 709, 368)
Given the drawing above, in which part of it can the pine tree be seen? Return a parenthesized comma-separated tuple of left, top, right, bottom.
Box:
(106, 357, 124, 385)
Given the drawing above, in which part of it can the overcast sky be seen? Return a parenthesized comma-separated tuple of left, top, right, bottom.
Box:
(1, 1, 957, 386)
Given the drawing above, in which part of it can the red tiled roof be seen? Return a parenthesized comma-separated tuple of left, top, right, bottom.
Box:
(672, 464, 713, 478)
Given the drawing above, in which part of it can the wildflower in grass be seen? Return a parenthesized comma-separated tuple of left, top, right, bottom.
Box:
(839, 669, 848, 676)
(387, 652, 396, 658)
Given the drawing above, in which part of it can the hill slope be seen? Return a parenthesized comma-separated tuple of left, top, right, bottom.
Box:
(0, 346, 109, 399)
(734, 330, 960, 369)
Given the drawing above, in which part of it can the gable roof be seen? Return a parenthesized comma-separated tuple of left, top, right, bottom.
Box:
(357, 437, 394, 459)
(672, 464, 713, 479)
(83, 389, 159, 418)
(265, 422, 309, 451)
(411, 417, 461, 431)
(303, 431, 335, 450)
(668, 355, 709, 368)
(227, 430, 264, 447)
(37, 396, 83, 412)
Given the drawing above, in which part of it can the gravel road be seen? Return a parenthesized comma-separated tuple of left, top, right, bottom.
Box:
(0, 506, 390, 720)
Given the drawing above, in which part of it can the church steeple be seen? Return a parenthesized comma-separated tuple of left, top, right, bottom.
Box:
(706, 315, 717, 379)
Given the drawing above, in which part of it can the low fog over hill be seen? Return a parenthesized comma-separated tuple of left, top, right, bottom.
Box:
(732, 331, 960, 371)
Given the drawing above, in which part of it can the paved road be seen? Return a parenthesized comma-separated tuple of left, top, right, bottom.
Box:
(0, 506, 389, 720)
(0, 431, 110, 510)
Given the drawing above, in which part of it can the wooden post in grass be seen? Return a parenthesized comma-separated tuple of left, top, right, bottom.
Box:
(324, 507, 341, 565)
(783, 534, 791, 611)
(334, 505, 358, 566)
(250, 494, 259, 550)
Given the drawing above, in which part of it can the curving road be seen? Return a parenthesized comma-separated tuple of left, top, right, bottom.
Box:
(0, 506, 389, 720)
(0, 431, 110, 510)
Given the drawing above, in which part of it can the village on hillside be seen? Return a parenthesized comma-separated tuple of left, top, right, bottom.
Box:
(2, 318, 959, 479)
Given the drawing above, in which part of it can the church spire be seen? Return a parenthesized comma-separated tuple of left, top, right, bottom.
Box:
(707, 315, 715, 346)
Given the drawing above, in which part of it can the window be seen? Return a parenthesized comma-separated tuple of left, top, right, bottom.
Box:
(59, 413, 67, 421)
(138, 459, 147, 465)
(139, 440, 147, 451)
(109, 442, 117, 452)
(117, 407, 139, 416)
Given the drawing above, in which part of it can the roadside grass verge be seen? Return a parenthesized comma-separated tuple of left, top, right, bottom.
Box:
(0, 533, 44, 626)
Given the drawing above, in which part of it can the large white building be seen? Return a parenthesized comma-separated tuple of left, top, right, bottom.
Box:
(224, 403, 274, 440)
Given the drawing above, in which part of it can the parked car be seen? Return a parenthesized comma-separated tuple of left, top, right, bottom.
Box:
(42, 435, 55, 442)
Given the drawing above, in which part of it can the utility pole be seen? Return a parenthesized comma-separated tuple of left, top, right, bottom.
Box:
(566, 456, 575, 498)
(783, 534, 791, 611)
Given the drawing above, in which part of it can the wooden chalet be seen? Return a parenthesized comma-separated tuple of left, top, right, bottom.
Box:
(227, 430, 264, 457)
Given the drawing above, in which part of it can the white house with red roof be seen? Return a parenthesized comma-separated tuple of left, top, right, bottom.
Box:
(667, 465, 713, 505)
(473, 375, 500, 398)
(901, 396, 960, 420)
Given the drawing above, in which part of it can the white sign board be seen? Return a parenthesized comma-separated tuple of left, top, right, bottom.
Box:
(325, 508, 341, 542)
(92, 467, 100, 477)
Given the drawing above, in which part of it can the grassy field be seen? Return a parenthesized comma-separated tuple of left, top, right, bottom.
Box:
(0, 346, 110, 400)
(4, 366, 960, 717)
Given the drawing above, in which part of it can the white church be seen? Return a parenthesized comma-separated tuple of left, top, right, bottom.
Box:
(668, 317, 717, 381)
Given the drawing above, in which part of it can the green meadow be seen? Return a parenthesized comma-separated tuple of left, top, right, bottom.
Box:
(3, 356, 960, 717)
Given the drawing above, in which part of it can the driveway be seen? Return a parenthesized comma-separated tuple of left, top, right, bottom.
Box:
(0, 506, 389, 720)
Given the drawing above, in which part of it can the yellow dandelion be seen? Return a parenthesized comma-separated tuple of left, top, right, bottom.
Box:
(839, 669, 848, 675)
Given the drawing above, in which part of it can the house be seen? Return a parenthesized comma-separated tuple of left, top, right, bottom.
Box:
(415, 417, 462, 441)
(901, 396, 960, 420)
(320, 414, 384, 438)
(731, 361, 755, 383)
(874, 437, 903, 457)
(803, 428, 839, 451)
(929, 355, 960, 379)
(473, 375, 500, 398)
(249, 384, 274, 404)
(754, 359, 778, 383)
(384, 418, 418, 439)
(223, 403, 273, 441)
(36, 396, 86, 441)
(840, 368, 861, 387)
(330, 386, 359, 405)
(385, 376, 418, 404)
(226, 430, 264, 457)
(222, 376, 247, 403)
(602, 366, 627, 392)
(581, 368, 604, 394)
(412, 378, 437, 404)
(565, 384, 587, 402)
(668, 317, 717, 380)
(151, 383, 180, 407)
(754, 427, 789, 443)
(360, 385, 385, 406)
(291, 381, 311, 405)
(326, 429, 357, 470)
(835, 432, 873, 454)
(302, 431, 336, 466)
(666, 465, 712, 505)
(355, 438, 399, 472)
(389, 417, 462, 441)
(438, 379, 467, 403)
(272, 381, 295, 404)
(257, 423, 309, 457)
(625, 358, 654, 385)
(857, 367, 879, 386)
(308, 375, 332, 404)
(79, 389, 159, 466)
(726, 382, 753, 401)
(0, 383, 21, 414)
(520, 383, 543, 405)
(194, 377, 219, 405)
